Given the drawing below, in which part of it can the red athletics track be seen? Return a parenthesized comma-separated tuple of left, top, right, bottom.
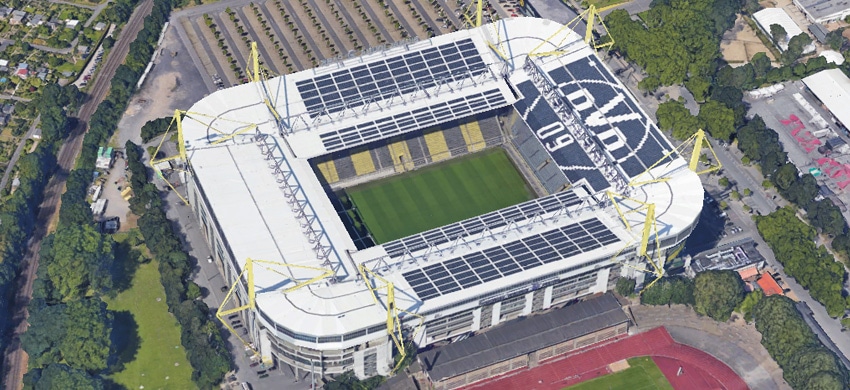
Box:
(462, 327, 748, 390)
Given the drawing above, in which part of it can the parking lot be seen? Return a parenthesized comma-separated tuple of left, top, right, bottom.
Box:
(746, 80, 850, 212)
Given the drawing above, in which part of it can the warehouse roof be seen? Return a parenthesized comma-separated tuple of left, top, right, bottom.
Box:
(803, 69, 850, 129)
(419, 293, 629, 382)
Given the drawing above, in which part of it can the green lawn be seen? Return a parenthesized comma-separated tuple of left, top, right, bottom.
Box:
(104, 256, 195, 390)
(565, 357, 673, 390)
(348, 148, 534, 243)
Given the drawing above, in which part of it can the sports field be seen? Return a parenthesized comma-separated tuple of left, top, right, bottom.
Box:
(348, 148, 534, 243)
(105, 232, 194, 389)
(565, 357, 672, 390)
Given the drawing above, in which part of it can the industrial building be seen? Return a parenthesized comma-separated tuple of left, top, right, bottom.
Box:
(793, 0, 850, 24)
(803, 69, 850, 132)
(174, 15, 703, 381)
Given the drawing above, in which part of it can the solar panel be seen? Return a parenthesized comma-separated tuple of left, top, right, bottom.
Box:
(402, 217, 621, 300)
(385, 190, 581, 258)
(320, 88, 507, 152)
(296, 38, 489, 118)
(545, 53, 674, 178)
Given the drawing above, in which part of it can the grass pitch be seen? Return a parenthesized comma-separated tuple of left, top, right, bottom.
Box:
(348, 148, 533, 243)
(105, 238, 195, 390)
(565, 357, 672, 390)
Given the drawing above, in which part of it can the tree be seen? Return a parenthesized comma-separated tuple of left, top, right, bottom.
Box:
(694, 270, 744, 321)
(44, 224, 114, 299)
(806, 200, 846, 236)
(655, 100, 701, 140)
(718, 177, 729, 188)
(756, 208, 847, 317)
(770, 23, 787, 45)
(735, 290, 763, 321)
(61, 299, 113, 372)
(825, 29, 846, 51)
(641, 277, 694, 306)
(24, 364, 105, 390)
(782, 33, 813, 65)
(684, 76, 711, 102)
(698, 100, 736, 141)
(615, 277, 636, 296)
(751, 52, 772, 78)
(752, 295, 848, 389)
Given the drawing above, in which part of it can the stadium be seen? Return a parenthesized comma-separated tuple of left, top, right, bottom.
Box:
(176, 14, 704, 382)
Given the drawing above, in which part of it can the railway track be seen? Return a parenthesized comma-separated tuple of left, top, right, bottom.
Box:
(0, 1, 155, 388)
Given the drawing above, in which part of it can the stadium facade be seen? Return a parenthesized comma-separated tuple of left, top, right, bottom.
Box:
(180, 17, 703, 379)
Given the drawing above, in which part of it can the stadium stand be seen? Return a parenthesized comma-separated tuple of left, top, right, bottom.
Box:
(180, 16, 702, 381)
(351, 149, 377, 176)
(388, 139, 416, 172)
(459, 119, 487, 152)
(424, 130, 452, 162)
(419, 293, 629, 389)
(316, 160, 339, 184)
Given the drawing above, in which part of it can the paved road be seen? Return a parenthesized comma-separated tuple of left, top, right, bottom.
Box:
(604, 49, 850, 364)
(29, 39, 76, 55)
(0, 2, 155, 389)
(0, 94, 31, 102)
(702, 144, 850, 363)
(171, 17, 218, 92)
(84, 0, 112, 28)
(47, 0, 96, 10)
(708, 138, 776, 216)
(0, 116, 40, 193)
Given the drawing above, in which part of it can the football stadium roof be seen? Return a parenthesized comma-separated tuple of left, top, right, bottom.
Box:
(181, 17, 702, 343)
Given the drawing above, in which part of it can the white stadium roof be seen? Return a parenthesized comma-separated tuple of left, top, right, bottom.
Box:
(182, 17, 702, 346)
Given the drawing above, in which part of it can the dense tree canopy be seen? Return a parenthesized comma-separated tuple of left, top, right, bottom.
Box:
(21, 299, 112, 373)
(755, 208, 847, 317)
(697, 100, 736, 141)
(605, 0, 738, 87)
(655, 100, 701, 140)
(753, 296, 848, 389)
(23, 364, 105, 390)
(42, 224, 114, 300)
(693, 270, 744, 321)
(640, 276, 694, 306)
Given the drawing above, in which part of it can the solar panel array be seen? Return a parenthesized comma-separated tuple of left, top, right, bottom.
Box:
(320, 88, 507, 152)
(384, 190, 581, 258)
(513, 80, 611, 191)
(512, 53, 675, 192)
(296, 38, 487, 118)
(547, 54, 671, 177)
(402, 217, 620, 300)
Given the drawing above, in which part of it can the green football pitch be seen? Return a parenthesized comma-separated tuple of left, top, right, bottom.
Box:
(565, 357, 673, 390)
(347, 148, 534, 243)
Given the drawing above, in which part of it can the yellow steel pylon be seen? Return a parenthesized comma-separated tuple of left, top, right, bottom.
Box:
(357, 264, 424, 374)
(528, 4, 617, 57)
(628, 129, 721, 187)
(216, 258, 334, 362)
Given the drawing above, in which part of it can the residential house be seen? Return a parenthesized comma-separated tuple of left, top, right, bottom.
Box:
(0, 114, 10, 127)
(14, 63, 28, 79)
(78, 45, 89, 56)
(0, 60, 7, 68)
(2, 103, 14, 115)
(0, 7, 12, 19)
(9, 10, 26, 25)
(26, 14, 44, 27)
(94, 22, 106, 31)
(65, 19, 79, 29)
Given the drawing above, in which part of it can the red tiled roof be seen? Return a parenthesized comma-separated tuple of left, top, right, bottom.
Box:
(757, 273, 783, 296)
(737, 266, 759, 281)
